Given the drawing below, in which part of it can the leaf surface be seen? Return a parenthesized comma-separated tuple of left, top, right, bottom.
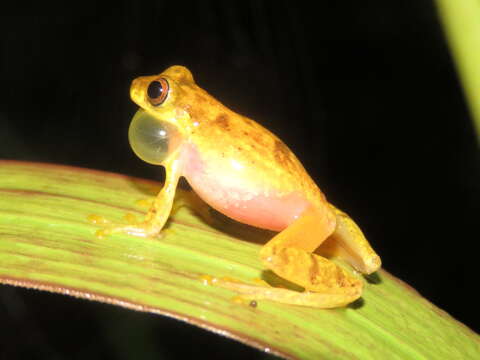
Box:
(0, 160, 478, 359)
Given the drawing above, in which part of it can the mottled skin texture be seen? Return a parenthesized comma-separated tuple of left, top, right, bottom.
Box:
(96, 66, 381, 308)
(132, 66, 324, 226)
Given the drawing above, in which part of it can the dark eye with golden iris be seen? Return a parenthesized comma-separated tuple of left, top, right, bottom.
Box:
(147, 78, 169, 106)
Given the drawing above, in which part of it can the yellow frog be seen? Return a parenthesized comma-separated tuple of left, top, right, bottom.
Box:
(93, 65, 381, 308)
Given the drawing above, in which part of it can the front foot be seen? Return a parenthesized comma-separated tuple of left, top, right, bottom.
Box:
(87, 213, 161, 239)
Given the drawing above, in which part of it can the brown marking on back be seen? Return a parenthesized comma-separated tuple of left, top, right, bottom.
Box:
(214, 113, 230, 131)
(273, 139, 294, 168)
(243, 118, 254, 126)
(247, 129, 268, 148)
(195, 93, 207, 104)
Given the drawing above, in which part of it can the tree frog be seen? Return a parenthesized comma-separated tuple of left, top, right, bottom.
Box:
(93, 65, 381, 308)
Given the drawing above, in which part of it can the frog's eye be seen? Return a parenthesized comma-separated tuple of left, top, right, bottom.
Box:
(147, 78, 169, 106)
(128, 109, 182, 165)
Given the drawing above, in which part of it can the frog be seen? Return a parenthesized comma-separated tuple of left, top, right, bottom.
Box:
(92, 65, 381, 308)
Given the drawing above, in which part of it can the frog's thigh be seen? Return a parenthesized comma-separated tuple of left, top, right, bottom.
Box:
(258, 207, 363, 307)
(321, 205, 381, 274)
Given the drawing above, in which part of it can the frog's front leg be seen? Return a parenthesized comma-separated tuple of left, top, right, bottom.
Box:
(94, 158, 182, 238)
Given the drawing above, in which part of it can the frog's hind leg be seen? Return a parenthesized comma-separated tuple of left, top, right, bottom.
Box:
(259, 206, 363, 307)
(213, 206, 364, 308)
(320, 205, 381, 274)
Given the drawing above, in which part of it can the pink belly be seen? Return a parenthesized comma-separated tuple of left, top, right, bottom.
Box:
(181, 144, 311, 231)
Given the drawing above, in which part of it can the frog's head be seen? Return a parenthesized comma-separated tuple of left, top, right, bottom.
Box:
(128, 66, 196, 165)
(130, 65, 195, 118)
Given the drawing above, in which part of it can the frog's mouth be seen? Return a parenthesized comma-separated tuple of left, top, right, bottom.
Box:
(128, 109, 182, 165)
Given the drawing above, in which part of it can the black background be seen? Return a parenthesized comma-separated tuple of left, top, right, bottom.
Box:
(1, 1, 478, 359)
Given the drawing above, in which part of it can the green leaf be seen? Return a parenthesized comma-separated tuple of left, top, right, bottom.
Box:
(435, 0, 480, 142)
(0, 160, 478, 359)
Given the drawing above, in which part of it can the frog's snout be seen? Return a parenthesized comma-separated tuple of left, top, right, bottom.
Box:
(130, 77, 144, 105)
